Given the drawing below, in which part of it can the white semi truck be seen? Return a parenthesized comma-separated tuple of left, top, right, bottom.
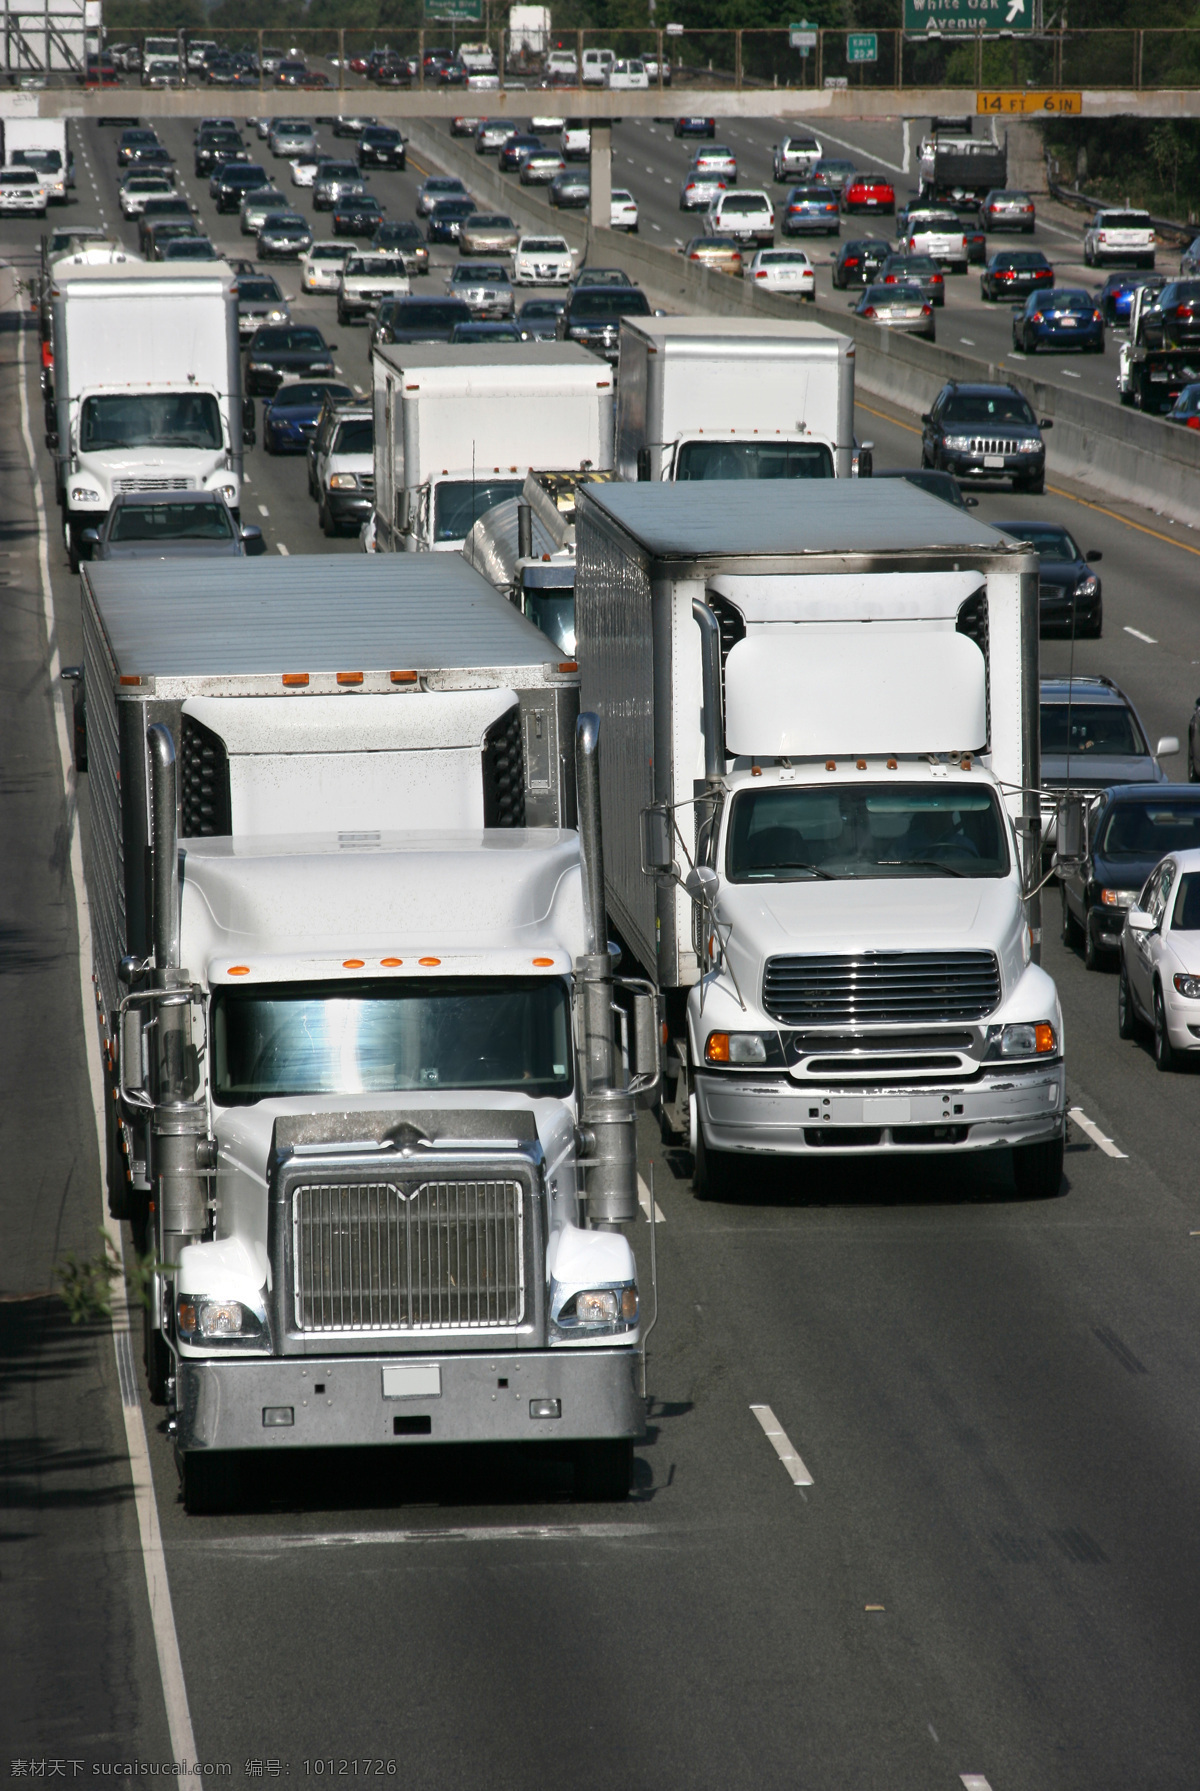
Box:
(50, 261, 246, 571)
(371, 343, 615, 553)
(575, 480, 1067, 1201)
(615, 316, 857, 482)
(76, 554, 655, 1512)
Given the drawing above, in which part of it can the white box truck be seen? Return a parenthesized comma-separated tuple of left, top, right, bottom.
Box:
(75, 554, 656, 1513)
(372, 342, 615, 553)
(3, 117, 71, 200)
(50, 261, 246, 571)
(616, 316, 856, 482)
(575, 480, 1067, 1202)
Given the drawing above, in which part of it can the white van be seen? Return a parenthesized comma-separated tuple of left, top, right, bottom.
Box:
(581, 47, 615, 85)
(607, 58, 649, 90)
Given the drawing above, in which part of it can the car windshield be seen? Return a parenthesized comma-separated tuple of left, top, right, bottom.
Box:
(332, 419, 373, 454)
(866, 284, 923, 303)
(760, 253, 810, 265)
(722, 194, 767, 213)
(888, 256, 937, 273)
(521, 300, 563, 318)
(434, 478, 524, 541)
(940, 392, 1037, 425)
(911, 214, 958, 229)
(266, 215, 306, 230)
(341, 197, 382, 212)
(523, 239, 568, 253)
(425, 177, 464, 193)
(451, 323, 522, 341)
(433, 199, 474, 217)
(320, 163, 358, 179)
(469, 215, 512, 228)
(1099, 212, 1150, 228)
(997, 253, 1048, 268)
(1099, 804, 1200, 858)
(1040, 702, 1147, 756)
(376, 224, 420, 243)
(253, 328, 325, 350)
(312, 245, 350, 259)
(676, 440, 833, 479)
(80, 393, 222, 451)
(452, 263, 507, 282)
(1046, 289, 1093, 310)
(272, 383, 352, 408)
(569, 290, 649, 318)
(164, 240, 216, 259)
(1003, 524, 1080, 561)
(389, 301, 467, 327)
(109, 499, 233, 542)
(347, 257, 404, 276)
(212, 977, 571, 1102)
(239, 278, 282, 301)
(727, 784, 1010, 881)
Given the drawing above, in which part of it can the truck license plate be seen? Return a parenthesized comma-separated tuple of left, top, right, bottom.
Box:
(863, 1097, 911, 1123)
(382, 1364, 442, 1399)
(984, 454, 1005, 468)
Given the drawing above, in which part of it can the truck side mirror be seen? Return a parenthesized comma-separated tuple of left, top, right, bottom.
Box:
(630, 988, 660, 1092)
(1053, 794, 1088, 870)
(640, 803, 675, 875)
(636, 446, 652, 482)
(1039, 417, 1053, 429)
(684, 864, 720, 903)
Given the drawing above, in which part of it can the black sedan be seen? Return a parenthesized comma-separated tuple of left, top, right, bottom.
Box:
(517, 296, 566, 340)
(372, 296, 471, 347)
(1059, 785, 1200, 968)
(426, 196, 476, 243)
(371, 220, 429, 275)
(994, 518, 1103, 637)
(980, 249, 1054, 301)
(831, 238, 891, 288)
(558, 285, 651, 362)
(358, 125, 405, 169)
(674, 117, 716, 137)
(1156, 280, 1200, 348)
(332, 192, 387, 236)
(117, 127, 161, 165)
(257, 212, 314, 258)
(244, 325, 337, 396)
(214, 164, 269, 212)
(499, 134, 542, 173)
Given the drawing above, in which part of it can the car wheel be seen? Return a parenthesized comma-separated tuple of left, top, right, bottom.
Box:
(1061, 884, 1085, 950)
(980, 282, 990, 301)
(1089, 606, 1103, 640)
(1154, 983, 1179, 1071)
(1118, 955, 1141, 1039)
(1083, 913, 1103, 972)
(1012, 1135, 1064, 1199)
(319, 496, 337, 537)
(1189, 739, 1199, 784)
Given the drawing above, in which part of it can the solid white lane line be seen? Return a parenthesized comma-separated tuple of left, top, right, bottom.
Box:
(638, 1175, 666, 1222)
(960, 336, 976, 345)
(1069, 1106, 1127, 1159)
(1062, 368, 1082, 378)
(788, 117, 906, 175)
(257, 503, 269, 515)
(750, 1404, 814, 1486)
(1124, 625, 1157, 644)
(14, 294, 198, 1768)
(200, 1522, 648, 1552)
(277, 542, 290, 554)
(960, 1779, 994, 1790)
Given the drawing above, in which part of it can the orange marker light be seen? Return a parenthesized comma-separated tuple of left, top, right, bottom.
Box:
(558, 660, 578, 673)
(282, 673, 309, 687)
(228, 965, 250, 976)
(119, 675, 141, 687)
(337, 672, 363, 686)
(419, 956, 441, 966)
(1035, 1023, 1056, 1054)
(532, 957, 554, 966)
(704, 1032, 731, 1063)
(343, 959, 364, 969)
(391, 670, 418, 684)
(380, 957, 403, 967)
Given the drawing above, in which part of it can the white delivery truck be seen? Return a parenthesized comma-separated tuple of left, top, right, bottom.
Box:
(2, 117, 71, 201)
(372, 342, 615, 553)
(575, 480, 1067, 1202)
(50, 261, 246, 571)
(75, 554, 656, 1513)
(616, 316, 856, 482)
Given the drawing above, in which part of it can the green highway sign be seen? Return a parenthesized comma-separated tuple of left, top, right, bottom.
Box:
(903, 0, 1032, 32)
(789, 20, 818, 50)
(425, 0, 483, 19)
(847, 31, 878, 61)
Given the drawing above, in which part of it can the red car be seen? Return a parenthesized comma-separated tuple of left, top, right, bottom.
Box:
(841, 171, 895, 215)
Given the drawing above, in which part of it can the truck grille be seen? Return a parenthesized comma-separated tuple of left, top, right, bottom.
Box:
(293, 1178, 524, 1332)
(114, 476, 193, 492)
(763, 951, 1002, 1026)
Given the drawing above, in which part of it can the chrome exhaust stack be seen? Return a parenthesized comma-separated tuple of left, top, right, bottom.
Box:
(575, 712, 638, 1231)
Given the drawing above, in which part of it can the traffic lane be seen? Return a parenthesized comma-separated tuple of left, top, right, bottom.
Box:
(858, 395, 1200, 758)
(0, 256, 173, 1762)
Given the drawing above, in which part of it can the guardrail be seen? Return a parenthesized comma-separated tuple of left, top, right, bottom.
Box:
(1046, 165, 1197, 249)
(408, 120, 1200, 529)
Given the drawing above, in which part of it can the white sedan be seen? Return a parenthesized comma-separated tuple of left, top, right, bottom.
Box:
(290, 155, 322, 188)
(747, 247, 816, 299)
(301, 241, 352, 292)
(513, 234, 575, 285)
(611, 188, 639, 233)
(119, 173, 175, 217)
(1119, 846, 1200, 1069)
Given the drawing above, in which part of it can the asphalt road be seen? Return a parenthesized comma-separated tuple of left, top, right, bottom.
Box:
(6, 121, 1200, 1790)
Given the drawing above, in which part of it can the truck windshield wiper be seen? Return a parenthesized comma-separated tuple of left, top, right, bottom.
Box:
(879, 858, 967, 877)
(747, 862, 834, 879)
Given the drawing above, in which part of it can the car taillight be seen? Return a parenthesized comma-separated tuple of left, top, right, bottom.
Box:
(845, 257, 859, 266)
(1093, 310, 1102, 322)
(1030, 311, 1043, 323)
(922, 304, 932, 315)
(1178, 306, 1194, 319)
(931, 273, 944, 283)
(862, 305, 877, 318)
(884, 273, 896, 282)
(754, 270, 768, 278)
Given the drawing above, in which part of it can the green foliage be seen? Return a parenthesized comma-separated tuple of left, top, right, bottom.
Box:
(1045, 116, 1200, 220)
(55, 1230, 122, 1325)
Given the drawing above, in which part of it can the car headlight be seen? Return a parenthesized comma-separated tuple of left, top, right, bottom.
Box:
(176, 1294, 265, 1342)
(985, 1021, 1057, 1058)
(551, 1281, 638, 1334)
(71, 486, 102, 503)
(1015, 437, 1043, 453)
(1099, 888, 1134, 908)
(1173, 973, 1200, 999)
(1076, 574, 1099, 599)
(329, 473, 358, 489)
(267, 307, 287, 321)
(942, 434, 973, 450)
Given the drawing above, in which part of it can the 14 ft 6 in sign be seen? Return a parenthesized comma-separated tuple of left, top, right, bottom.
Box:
(903, 0, 1031, 31)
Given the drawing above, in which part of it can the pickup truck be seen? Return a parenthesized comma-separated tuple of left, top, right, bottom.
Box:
(1084, 209, 1155, 271)
(772, 135, 822, 183)
(336, 252, 410, 324)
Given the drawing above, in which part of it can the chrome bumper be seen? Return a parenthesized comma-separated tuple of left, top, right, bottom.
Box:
(696, 1064, 1065, 1156)
(175, 1347, 644, 1453)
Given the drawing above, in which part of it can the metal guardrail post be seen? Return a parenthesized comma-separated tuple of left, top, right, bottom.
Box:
(1135, 29, 1143, 90)
(735, 29, 742, 89)
(419, 29, 425, 88)
(338, 29, 344, 92)
(257, 29, 263, 91)
(657, 28, 663, 91)
(816, 29, 823, 90)
(498, 28, 504, 89)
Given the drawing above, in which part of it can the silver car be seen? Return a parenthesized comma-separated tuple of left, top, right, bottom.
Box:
(80, 492, 263, 561)
(314, 161, 366, 210)
(416, 174, 469, 216)
(444, 261, 515, 318)
(240, 189, 288, 235)
(269, 120, 316, 158)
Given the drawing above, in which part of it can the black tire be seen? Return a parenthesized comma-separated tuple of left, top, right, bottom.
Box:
(693, 1123, 736, 1201)
(574, 1438, 632, 1502)
(1017, 473, 1045, 496)
(180, 1450, 243, 1515)
(144, 1304, 170, 1406)
(1061, 884, 1085, 950)
(1012, 1135, 1064, 1199)
(1083, 913, 1102, 971)
(319, 497, 337, 538)
(1089, 606, 1103, 640)
(65, 517, 80, 574)
(1154, 984, 1179, 1071)
(1189, 740, 1199, 783)
(1118, 955, 1140, 1039)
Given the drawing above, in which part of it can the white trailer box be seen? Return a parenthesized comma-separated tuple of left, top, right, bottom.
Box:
(78, 554, 653, 1512)
(616, 315, 856, 482)
(372, 342, 615, 553)
(51, 261, 244, 569)
(508, 4, 551, 55)
(575, 480, 1067, 1200)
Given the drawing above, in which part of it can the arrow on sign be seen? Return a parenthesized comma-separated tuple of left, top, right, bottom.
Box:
(1006, 0, 1026, 19)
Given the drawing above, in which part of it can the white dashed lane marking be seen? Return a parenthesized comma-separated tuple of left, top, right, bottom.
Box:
(1069, 1106, 1127, 1159)
(1124, 626, 1157, 644)
(751, 1404, 814, 1486)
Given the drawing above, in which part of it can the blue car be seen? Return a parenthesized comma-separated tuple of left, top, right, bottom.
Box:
(1096, 269, 1166, 326)
(781, 183, 841, 238)
(1012, 287, 1105, 354)
(262, 378, 355, 453)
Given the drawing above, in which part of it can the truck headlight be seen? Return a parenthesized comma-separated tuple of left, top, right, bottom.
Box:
(1015, 437, 1043, 453)
(177, 1294, 265, 1341)
(705, 1030, 767, 1064)
(216, 483, 237, 503)
(986, 1022, 1057, 1058)
(71, 486, 102, 503)
(1173, 973, 1200, 999)
(552, 1283, 638, 1332)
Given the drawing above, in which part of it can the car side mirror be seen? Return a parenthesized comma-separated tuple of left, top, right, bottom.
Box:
(240, 523, 265, 554)
(963, 494, 979, 507)
(1039, 417, 1053, 429)
(326, 342, 338, 352)
(80, 527, 100, 547)
(1086, 550, 1102, 563)
(45, 431, 59, 450)
(920, 412, 931, 424)
(1156, 735, 1180, 758)
(1127, 906, 1157, 934)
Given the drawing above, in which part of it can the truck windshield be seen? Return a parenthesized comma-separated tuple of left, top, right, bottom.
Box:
(211, 976, 572, 1103)
(726, 784, 1010, 880)
(676, 440, 833, 479)
(79, 393, 223, 451)
(434, 478, 524, 542)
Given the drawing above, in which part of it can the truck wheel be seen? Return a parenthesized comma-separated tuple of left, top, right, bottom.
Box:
(573, 1438, 632, 1502)
(180, 1450, 244, 1516)
(692, 1123, 736, 1201)
(1012, 1135, 1064, 1199)
(1118, 955, 1141, 1039)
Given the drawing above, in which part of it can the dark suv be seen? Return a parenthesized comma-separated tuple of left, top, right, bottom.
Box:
(921, 381, 1051, 494)
(1059, 784, 1200, 968)
(558, 284, 651, 362)
(358, 125, 406, 170)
